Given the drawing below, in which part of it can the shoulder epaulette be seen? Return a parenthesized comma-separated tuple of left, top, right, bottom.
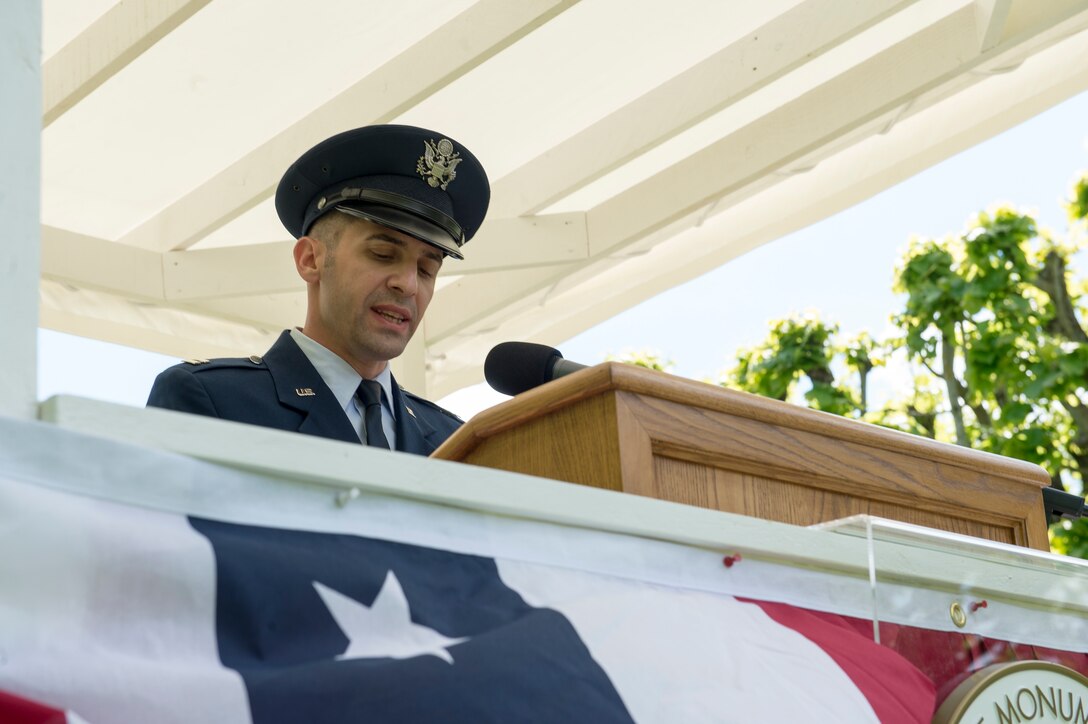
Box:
(180, 355, 266, 371)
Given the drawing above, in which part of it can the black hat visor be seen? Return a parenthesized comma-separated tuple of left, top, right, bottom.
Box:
(309, 187, 465, 259)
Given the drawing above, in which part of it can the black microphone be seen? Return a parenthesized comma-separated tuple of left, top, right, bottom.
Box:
(1042, 487, 1088, 523)
(484, 342, 588, 396)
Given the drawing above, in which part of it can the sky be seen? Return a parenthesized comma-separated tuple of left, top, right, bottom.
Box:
(37, 88, 1088, 419)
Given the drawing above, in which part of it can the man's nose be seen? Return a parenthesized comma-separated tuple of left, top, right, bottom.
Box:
(387, 263, 418, 295)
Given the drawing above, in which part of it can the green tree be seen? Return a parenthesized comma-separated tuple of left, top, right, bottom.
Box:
(729, 314, 862, 417)
(606, 349, 675, 373)
(722, 172, 1088, 557)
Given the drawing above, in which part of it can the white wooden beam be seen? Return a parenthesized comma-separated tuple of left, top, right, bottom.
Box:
(1, 2, 41, 419)
(428, 6, 990, 345)
(587, 0, 1088, 260)
(489, 0, 917, 218)
(179, 294, 305, 335)
(419, 4, 1088, 383)
(42, 226, 294, 303)
(975, 0, 1014, 52)
(118, 0, 579, 254)
(38, 279, 279, 360)
(42, 0, 211, 127)
(585, 5, 985, 259)
(41, 226, 164, 300)
(427, 214, 703, 369)
(424, 263, 582, 349)
(162, 212, 588, 301)
(447, 213, 589, 275)
(996, 0, 1088, 49)
(162, 242, 298, 300)
(44, 210, 588, 306)
(39, 234, 298, 354)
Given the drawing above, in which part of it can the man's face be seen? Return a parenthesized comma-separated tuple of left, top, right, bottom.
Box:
(304, 218, 443, 377)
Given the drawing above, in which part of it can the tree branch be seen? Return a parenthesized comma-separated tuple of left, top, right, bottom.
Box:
(968, 400, 993, 430)
(1036, 251, 1088, 343)
(858, 369, 869, 415)
(804, 366, 835, 387)
(1060, 398, 1088, 486)
(919, 358, 939, 378)
(906, 406, 937, 439)
(938, 331, 970, 446)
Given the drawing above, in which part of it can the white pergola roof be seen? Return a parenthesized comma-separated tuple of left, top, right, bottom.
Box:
(39, 0, 1088, 399)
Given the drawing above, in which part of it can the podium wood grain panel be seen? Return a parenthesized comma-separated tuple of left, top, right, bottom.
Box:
(453, 393, 627, 493)
(433, 363, 1051, 549)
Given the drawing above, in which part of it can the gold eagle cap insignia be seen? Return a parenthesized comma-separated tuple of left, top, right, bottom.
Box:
(416, 138, 462, 190)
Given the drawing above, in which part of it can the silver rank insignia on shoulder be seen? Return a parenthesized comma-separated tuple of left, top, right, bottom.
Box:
(295, 388, 316, 397)
(184, 358, 209, 365)
(416, 138, 461, 190)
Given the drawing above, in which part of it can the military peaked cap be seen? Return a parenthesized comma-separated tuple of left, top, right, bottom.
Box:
(275, 125, 489, 259)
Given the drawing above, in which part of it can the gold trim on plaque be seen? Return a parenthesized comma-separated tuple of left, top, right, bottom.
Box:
(933, 661, 1088, 724)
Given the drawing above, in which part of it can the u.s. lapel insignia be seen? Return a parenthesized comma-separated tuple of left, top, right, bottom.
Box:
(405, 405, 417, 418)
(416, 138, 462, 190)
(295, 388, 316, 397)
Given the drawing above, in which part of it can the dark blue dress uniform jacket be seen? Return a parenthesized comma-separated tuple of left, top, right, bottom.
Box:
(147, 331, 462, 456)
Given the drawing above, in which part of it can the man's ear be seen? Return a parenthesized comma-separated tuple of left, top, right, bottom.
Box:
(294, 236, 322, 283)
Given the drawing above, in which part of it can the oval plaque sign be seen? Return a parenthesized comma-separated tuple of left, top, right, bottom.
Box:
(934, 661, 1088, 724)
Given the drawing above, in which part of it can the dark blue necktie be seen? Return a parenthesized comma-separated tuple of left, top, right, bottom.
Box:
(357, 379, 390, 449)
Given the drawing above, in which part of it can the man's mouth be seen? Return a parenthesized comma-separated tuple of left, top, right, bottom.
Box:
(374, 306, 410, 325)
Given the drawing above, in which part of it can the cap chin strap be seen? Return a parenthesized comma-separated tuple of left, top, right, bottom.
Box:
(318, 187, 464, 259)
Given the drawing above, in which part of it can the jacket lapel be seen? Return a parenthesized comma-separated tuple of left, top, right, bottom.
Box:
(263, 332, 360, 444)
(391, 380, 440, 455)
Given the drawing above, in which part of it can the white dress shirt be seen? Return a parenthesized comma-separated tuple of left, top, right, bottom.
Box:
(290, 328, 397, 447)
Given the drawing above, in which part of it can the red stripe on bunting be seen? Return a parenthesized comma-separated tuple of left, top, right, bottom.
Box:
(0, 689, 71, 724)
(746, 600, 937, 724)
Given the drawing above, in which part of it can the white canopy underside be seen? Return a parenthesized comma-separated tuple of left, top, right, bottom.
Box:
(38, 0, 1088, 398)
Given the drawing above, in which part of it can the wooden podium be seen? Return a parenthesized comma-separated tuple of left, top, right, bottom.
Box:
(432, 362, 1052, 550)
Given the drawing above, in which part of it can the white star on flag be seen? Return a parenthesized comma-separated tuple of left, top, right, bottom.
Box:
(313, 571, 468, 664)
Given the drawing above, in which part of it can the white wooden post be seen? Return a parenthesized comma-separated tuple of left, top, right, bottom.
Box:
(0, 2, 41, 419)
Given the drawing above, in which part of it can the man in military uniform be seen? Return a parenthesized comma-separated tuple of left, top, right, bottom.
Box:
(147, 125, 489, 456)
